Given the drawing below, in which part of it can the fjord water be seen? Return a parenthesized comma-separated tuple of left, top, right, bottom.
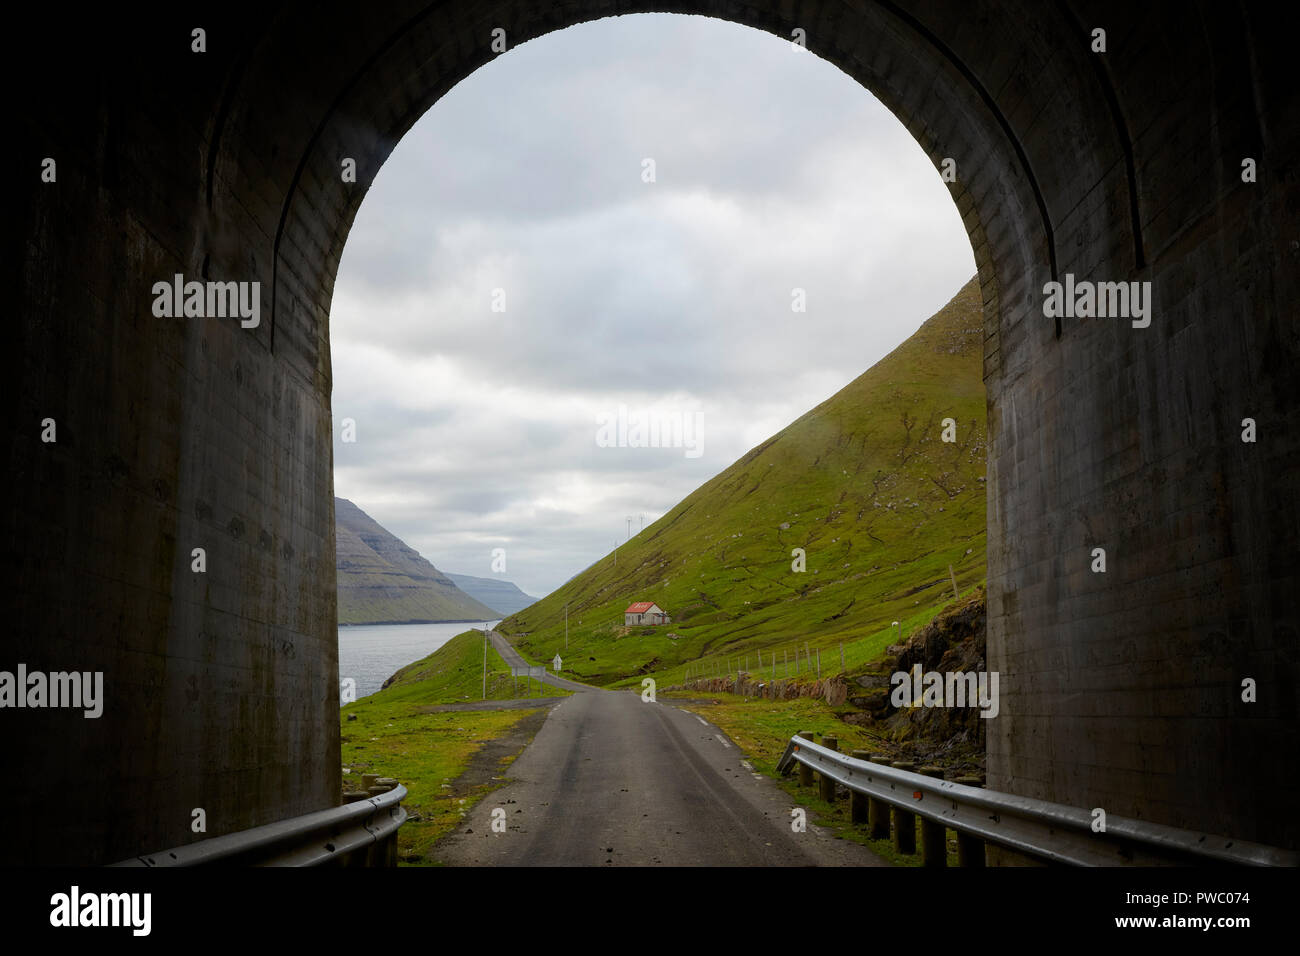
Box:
(338, 620, 501, 700)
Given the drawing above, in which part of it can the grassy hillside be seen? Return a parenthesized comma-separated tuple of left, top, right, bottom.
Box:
(336, 497, 498, 625)
(498, 277, 987, 686)
(363, 628, 568, 704)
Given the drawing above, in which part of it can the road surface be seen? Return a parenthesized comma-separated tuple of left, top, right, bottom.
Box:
(488, 630, 592, 693)
(437, 634, 888, 866)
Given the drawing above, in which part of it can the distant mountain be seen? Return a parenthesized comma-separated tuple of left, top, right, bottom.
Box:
(444, 572, 538, 617)
(335, 498, 497, 625)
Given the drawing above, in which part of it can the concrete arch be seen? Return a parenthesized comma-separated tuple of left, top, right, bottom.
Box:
(5, 2, 1297, 864)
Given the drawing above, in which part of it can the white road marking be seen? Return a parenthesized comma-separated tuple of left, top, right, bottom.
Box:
(715, 734, 731, 748)
(695, 716, 708, 726)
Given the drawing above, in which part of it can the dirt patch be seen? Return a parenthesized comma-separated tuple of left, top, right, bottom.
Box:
(444, 706, 553, 798)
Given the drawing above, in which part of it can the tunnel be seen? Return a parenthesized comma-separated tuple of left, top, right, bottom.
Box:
(4, 1, 1297, 865)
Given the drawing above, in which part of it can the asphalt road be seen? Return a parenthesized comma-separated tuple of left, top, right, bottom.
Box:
(488, 630, 593, 693)
(436, 638, 889, 866)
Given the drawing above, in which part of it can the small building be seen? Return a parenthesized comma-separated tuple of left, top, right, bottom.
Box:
(625, 601, 670, 626)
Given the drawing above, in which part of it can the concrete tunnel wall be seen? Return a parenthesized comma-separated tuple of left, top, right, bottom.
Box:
(3, 1, 1296, 864)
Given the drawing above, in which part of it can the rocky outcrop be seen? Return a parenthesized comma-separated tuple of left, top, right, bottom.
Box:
(870, 588, 988, 767)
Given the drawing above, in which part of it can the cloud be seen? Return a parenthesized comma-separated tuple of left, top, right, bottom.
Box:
(331, 13, 975, 598)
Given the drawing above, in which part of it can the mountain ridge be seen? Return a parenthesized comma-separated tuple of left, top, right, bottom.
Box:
(444, 572, 538, 617)
(335, 497, 498, 625)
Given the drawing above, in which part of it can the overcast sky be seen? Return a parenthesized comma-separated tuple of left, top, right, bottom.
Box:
(331, 13, 975, 600)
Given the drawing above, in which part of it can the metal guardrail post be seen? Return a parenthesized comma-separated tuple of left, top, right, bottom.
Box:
(867, 755, 891, 839)
(850, 750, 871, 824)
(891, 760, 917, 854)
(818, 736, 839, 802)
(797, 731, 816, 788)
(919, 766, 947, 867)
(774, 735, 1298, 866)
(953, 775, 986, 866)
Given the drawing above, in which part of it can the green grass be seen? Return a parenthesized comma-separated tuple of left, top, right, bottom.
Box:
(341, 700, 541, 865)
(498, 277, 987, 687)
(338, 628, 574, 864)
(369, 628, 572, 705)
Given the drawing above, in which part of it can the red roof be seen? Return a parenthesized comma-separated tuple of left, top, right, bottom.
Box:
(625, 602, 656, 613)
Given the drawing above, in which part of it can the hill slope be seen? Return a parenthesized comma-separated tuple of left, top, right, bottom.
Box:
(498, 277, 987, 686)
(335, 498, 498, 625)
(444, 572, 538, 617)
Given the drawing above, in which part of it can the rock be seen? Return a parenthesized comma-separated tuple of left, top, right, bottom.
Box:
(854, 672, 892, 689)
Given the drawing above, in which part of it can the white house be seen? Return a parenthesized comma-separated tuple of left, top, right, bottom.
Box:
(625, 601, 670, 626)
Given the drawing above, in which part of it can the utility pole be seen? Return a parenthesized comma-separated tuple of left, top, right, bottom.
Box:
(565, 602, 569, 649)
(482, 626, 488, 700)
(639, 514, 644, 533)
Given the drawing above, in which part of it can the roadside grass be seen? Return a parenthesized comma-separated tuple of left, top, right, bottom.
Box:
(340, 629, 572, 865)
(340, 697, 544, 866)
(672, 691, 959, 867)
(371, 628, 572, 705)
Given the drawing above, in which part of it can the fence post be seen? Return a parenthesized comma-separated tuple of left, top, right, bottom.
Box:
(796, 731, 816, 788)
(818, 735, 839, 802)
(890, 760, 917, 854)
(867, 755, 891, 839)
(850, 750, 871, 824)
(919, 766, 947, 867)
(953, 775, 987, 866)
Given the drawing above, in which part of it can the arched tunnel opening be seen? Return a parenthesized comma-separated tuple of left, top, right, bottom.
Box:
(4, 1, 1297, 876)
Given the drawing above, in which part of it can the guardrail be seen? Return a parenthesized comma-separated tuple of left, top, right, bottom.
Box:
(113, 784, 408, 867)
(776, 734, 1297, 867)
